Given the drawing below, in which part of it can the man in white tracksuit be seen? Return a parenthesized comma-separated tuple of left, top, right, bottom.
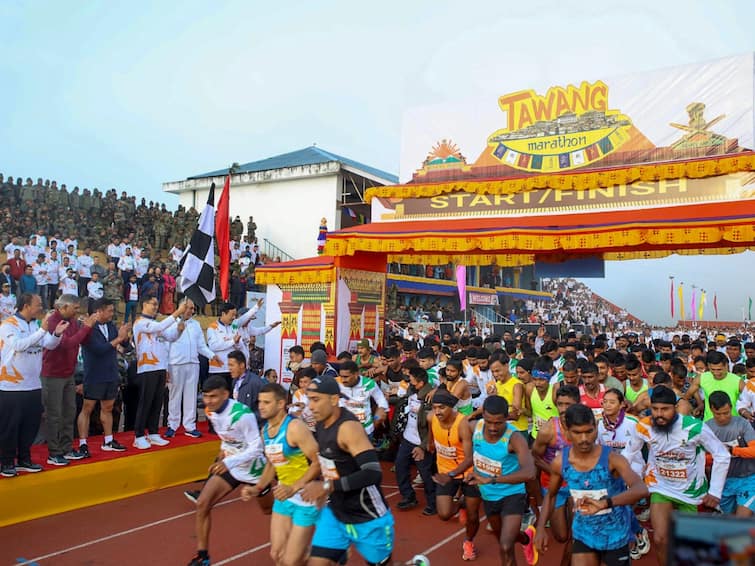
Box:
(165, 299, 219, 438)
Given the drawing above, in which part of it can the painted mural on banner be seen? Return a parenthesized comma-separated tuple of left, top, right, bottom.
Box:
(396, 54, 754, 183)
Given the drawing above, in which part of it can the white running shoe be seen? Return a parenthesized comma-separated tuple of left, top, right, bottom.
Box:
(635, 528, 651, 555)
(148, 434, 170, 446)
(133, 436, 151, 450)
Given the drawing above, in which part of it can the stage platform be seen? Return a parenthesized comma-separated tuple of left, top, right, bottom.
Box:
(0, 422, 219, 527)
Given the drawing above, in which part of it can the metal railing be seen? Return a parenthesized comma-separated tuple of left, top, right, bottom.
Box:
(261, 238, 294, 262)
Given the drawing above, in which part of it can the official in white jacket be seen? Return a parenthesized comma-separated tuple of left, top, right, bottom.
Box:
(165, 299, 219, 438)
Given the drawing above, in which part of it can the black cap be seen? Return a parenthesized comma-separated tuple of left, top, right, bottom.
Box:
(307, 376, 342, 396)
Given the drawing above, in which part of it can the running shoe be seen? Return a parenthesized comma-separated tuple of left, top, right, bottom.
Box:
(421, 506, 437, 516)
(16, 461, 43, 473)
(47, 455, 70, 466)
(458, 507, 468, 526)
(185, 430, 202, 438)
(521, 508, 536, 530)
(78, 444, 91, 458)
(636, 507, 650, 522)
(635, 527, 651, 555)
(164, 427, 176, 438)
(184, 490, 201, 504)
(102, 439, 127, 452)
(462, 539, 478, 561)
(397, 497, 418, 510)
(64, 449, 86, 460)
(148, 434, 170, 446)
(522, 525, 538, 565)
(187, 554, 210, 566)
(630, 545, 641, 561)
(133, 436, 151, 450)
(1, 464, 18, 477)
(413, 474, 424, 486)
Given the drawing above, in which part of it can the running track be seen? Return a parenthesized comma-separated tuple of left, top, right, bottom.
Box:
(2, 475, 659, 565)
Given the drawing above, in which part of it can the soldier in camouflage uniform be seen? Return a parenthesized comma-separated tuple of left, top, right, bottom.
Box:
(247, 216, 257, 243)
(80, 188, 92, 213)
(103, 262, 123, 319)
(69, 186, 80, 210)
(231, 215, 244, 241)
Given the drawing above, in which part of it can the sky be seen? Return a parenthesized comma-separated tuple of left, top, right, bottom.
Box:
(2, 0, 755, 326)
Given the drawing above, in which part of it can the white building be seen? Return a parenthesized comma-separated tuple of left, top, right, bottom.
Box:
(162, 146, 397, 260)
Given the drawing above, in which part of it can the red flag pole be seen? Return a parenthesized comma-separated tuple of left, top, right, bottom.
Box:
(216, 174, 231, 301)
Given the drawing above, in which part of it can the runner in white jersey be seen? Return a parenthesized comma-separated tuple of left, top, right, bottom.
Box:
(622, 385, 731, 566)
(187, 376, 273, 566)
(337, 360, 388, 438)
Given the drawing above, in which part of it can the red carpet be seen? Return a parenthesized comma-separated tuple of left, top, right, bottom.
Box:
(28, 420, 215, 470)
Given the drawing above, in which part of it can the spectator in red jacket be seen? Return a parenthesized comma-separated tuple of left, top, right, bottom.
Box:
(8, 248, 26, 282)
(41, 294, 98, 465)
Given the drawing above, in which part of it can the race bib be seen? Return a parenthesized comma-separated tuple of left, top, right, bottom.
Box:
(264, 442, 287, 466)
(435, 442, 457, 459)
(346, 400, 367, 423)
(656, 459, 688, 481)
(474, 453, 502, 476)
(318, 455, 340, 480)
(570, 488, 611, 516)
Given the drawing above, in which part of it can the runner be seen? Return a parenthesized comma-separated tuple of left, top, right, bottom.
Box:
(488, 356, 528, 434)
(530, 384, 579, 566)
(301, 376, 395, 566)
(535, 403, 649, 566)
(623, 357, 648, 415)
(577, 362, 605, 418)
(468, 395, 538, 566)
(705, 390, 755, 518)
(289, 366, 318, 432)
(443, 359, 473, 417)
(596, 388, 650, 559)
(525, 356, 559, 442)
(187, 376, 272, 566)
(426, 385, 480, 561)
(241, 383, 322, 566)
(337, 360, 389, 440)
(621, 385, 731, 566)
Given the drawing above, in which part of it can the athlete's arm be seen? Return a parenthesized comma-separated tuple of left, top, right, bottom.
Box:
(425, 413, 435, 454)
(628, 391, 649, 415)
(579, 452, 648, 515)
(699, 422, 731, 502)
(499, 431, 535, 484)
(242, 460, 276, 500)
(523, 382, 534, 417)
(534, 454, 563, 554)
(369, 383, 389, 424)
(682, 375, 700, 401)
(331, 420, 383, 492)
(448, 415, 473, 477)
(222, 413, 264, 472)
(510, 382, 524, 419)
(531, 419, 553, 472)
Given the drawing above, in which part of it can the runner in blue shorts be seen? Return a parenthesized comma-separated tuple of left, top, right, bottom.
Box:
(242, 383, 323, 565)
(302, 376, 395, 565)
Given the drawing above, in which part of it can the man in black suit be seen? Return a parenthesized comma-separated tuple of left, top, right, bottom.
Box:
(76, 298, 132, 455)
(0, 263, 15, 295)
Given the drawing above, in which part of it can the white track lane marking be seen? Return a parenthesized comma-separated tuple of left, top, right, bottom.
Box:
(404, 515, 488, 564)
(15, 497, 243, 565)
(212, 490, 402, 564)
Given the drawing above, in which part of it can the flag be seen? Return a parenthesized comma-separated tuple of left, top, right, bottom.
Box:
(714, 293, 718, 319)
(690, 288, 696, 322)
(750, 297, 753, 320)
(215, 175, 231, 301)
(505, 150, 519, 165)
(179, 183, 217, 308)
(670, 279, 674, 319)
(678, 283, 685, 321)
(346, 207, 357, 219)
(698, 290, 706, 321)
(571, 149, 586, 166)
(456, 265, 466, 312)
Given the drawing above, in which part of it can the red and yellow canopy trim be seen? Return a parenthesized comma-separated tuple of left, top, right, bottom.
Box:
(324, 200, 755, 260)
(365, 153, 755, 203)
(255, 256, 335, 286)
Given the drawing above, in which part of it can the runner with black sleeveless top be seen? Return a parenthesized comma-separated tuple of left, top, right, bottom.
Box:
(302, 376, 395, 566)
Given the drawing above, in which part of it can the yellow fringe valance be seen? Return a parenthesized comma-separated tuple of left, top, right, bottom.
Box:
(325, 222, 755, 257)
(255, 267, 335, 286)
(388, 253, 536, 267)
(364, 153, 755, 203)
(604, 246, 755, 262)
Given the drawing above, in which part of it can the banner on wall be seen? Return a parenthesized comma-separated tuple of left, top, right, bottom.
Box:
(469, 292, 500, 306)
(394, 53, 754, 185)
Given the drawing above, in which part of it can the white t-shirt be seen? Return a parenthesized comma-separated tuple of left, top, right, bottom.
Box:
(32, 262, 49, 285)
(60, 276, 78, 295)
(87, 280, 104, 299)
(77, 254, 93, 278)
(402, 393, 423, 445)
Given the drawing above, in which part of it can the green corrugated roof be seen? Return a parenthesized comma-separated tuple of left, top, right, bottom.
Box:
(188, 146, 398, 183)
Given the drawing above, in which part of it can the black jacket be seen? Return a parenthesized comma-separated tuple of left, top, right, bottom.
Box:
(234, 370, 266, 423)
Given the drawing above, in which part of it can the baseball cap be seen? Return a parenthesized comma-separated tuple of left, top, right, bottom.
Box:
(307, 376, 342, 396)
(357, 338, 370, 349)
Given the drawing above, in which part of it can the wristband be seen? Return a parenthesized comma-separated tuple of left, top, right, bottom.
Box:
(605, 496, 613, 509)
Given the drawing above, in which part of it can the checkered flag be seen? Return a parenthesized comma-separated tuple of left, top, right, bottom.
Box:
(178, 183, 217, 307)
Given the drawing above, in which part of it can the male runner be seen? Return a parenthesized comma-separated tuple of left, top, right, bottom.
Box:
(337, 360, 388, 440)
(301, 376, 395, 566)
(241, 383, 322, 566)
(531, 385, 579, 566)
(187, 376, 272, 566)
(443, 359, 473, 417)
(622, 385, 731, 566)
(535, 403, 649, 566)
(426, 385, 480, 561)
(469, 395, 538, 566)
